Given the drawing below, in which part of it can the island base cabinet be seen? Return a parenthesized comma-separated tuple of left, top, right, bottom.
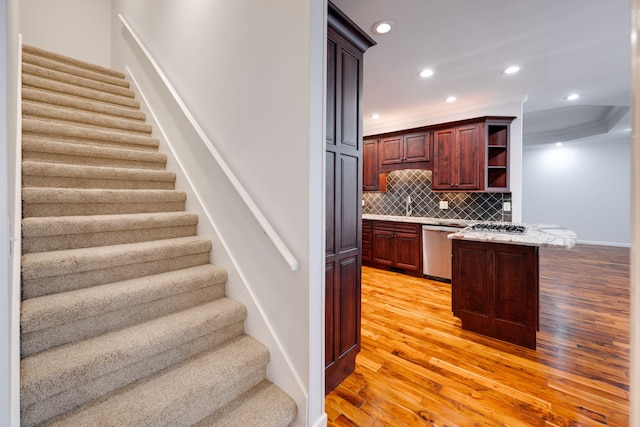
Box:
(452, 239, 539, 349)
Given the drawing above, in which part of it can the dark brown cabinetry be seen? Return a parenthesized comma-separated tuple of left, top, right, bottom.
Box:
(485, 120, 512, 191)
(362, 220, 372, 262)
(362, 138, 386, 192)
(452, 239, 539, 349)
(325, 3, 375, 394)
(433, 124, 481, 191)
(379, 131, 431, 172)
(369, 221, 422, 275)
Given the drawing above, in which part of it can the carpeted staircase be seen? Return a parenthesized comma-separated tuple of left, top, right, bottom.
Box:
(19, 44, 297, 426)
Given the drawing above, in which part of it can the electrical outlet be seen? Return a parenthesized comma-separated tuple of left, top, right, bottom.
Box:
(362, 199, 365, 207)
(439, 201, 449, 209)
(503, 201, 511, 212)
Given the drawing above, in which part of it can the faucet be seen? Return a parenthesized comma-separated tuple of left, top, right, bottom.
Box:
(405, 195, 412, 217)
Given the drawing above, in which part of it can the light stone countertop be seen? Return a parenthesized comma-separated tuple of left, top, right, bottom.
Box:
(448, 223, 577, 249)
(362, 214, 577, 249)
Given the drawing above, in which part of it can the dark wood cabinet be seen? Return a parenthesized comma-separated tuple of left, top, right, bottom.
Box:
(369, 221, 422, 275)
(452, 239, 539, 349)
(362, 220, 372, 262)
(485, 119, 512, 191)
(433, 124, 482, 191)
(362, 138, 386, 192)
(325, 2, 375, 394)
(379, 131, 431, 172)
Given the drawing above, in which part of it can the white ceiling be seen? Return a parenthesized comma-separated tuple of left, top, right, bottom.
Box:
(330, 0, 632, 145)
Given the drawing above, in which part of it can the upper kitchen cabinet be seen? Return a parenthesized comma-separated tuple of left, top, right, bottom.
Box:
(379, 131, 432, 172)
(432, 116, 515, 192)
(363, 138, 387, 192)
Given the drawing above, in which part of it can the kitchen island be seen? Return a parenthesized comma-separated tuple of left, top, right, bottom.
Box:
(448, 223, 576, 349)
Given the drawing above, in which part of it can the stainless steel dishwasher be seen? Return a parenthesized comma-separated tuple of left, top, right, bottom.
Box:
(422, 225, 463, 281)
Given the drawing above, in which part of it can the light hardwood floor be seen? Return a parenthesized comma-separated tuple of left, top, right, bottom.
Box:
(325, 244, 630, 426)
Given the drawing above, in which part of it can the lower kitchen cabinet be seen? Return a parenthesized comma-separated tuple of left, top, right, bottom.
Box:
(362, 220, 372, 262)
(367, 221, 422, 276)
(452, 239, 539, 349)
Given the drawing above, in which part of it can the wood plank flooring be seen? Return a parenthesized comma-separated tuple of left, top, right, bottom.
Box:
(325, 244, 630, 426)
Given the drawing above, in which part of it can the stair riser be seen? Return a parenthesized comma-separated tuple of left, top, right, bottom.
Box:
(23, 175, 176, 190)
(23, 201, 186, 218)
(23, 102, 152, 134)
(22, 282, 226, 356)
(23, 224, 197, 254)
(23, 63, 135, 99)
(22, 53, 130, 89)
(22, 252, 210, 299)
(23, 74, 140, 109)
(22, 150, 166, 170)
(23, 88, 146, 121)
(22, 323, 245, 427)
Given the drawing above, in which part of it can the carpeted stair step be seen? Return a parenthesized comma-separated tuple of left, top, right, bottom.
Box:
(22, 87, 146, 122)
(21, 236, 212, 298)
(195, 380, 298, 427)
(22, 211, 198, 253)
(22, 188, 187, 217)
(23, 118, 159, 151)
(39, 336, 272, 427)
(21, 299, 248, 427)
(22, 137, 167, 170)
(22, 62, 135, 99)
(23, 74, 140, 110)
(22, 161, 176, 190)
(23, 44, 125, 80)
(21, 264, 228, 356)
(23, 100, 152, 134)
(22, 52, 130, 89)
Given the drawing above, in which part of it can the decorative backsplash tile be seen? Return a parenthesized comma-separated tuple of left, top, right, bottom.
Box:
(363, 169, 511, 222)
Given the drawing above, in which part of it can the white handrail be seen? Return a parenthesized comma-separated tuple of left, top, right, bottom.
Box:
(118, 14, 299, 272)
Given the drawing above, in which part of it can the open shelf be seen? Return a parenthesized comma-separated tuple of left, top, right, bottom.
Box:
(485, 123, 510, 191)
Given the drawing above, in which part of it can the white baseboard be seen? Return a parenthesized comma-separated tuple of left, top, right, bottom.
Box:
(576, 240, 631, 248)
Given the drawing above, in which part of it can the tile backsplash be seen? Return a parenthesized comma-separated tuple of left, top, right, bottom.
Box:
(363, 169, 511, 222)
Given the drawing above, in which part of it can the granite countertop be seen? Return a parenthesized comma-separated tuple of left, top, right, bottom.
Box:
(362, 214, 577, 249)
(448, 223, 577, 249)
(362, 214, 475, 228)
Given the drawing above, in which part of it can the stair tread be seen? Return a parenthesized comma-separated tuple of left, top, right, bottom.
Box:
(22, 52, 130, 89)
(23, 100, 152, 134)
(22, 212, 198, 237)
(22, 138, 166, 165)
(23, 44, 125, 79)
(21, 298, 248, 407)
(22, 161, 176, 182)
(41, 336, 269, 427)
(23, 117, 159, 148)
(195, 380, 297, 427)
(22, 62, 135, 99)
(21, 236, 212, 280)
(21, 264, 227, 333)
(22, 187, 186, 203)
(22, 87, 146, 121)
(23, 74, 140, 110)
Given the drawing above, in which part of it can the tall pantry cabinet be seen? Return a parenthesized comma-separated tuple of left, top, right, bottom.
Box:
(325, 3, 375, 393)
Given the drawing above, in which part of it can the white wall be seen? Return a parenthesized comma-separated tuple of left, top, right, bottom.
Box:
(522, 136, 631, 245)
(2, 0, 20, 425)
(110, 1, 324, 425)
(19, 0, 111, 66)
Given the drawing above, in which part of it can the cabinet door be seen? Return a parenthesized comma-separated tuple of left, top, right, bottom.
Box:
(432, 128, 456, 189)
(372, 230, 394, 266)
(362, 220, 372, 262)
(403, 132, 430, 163)
(363, 139, 379, 191)
(394, 232, 421, 272)
(379, 136, 404, 165)
(455, 124, 481, 190)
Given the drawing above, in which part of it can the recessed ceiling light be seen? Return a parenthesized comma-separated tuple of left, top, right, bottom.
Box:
(419, 68, 434, 78)
(373, 21, 393, 34)
(445, 96, 457, 103)
(565, 93, 580, 101)
(555, 142, 563, 147)
(503, 65, 520, 75)
(370, 113, 380, 119)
